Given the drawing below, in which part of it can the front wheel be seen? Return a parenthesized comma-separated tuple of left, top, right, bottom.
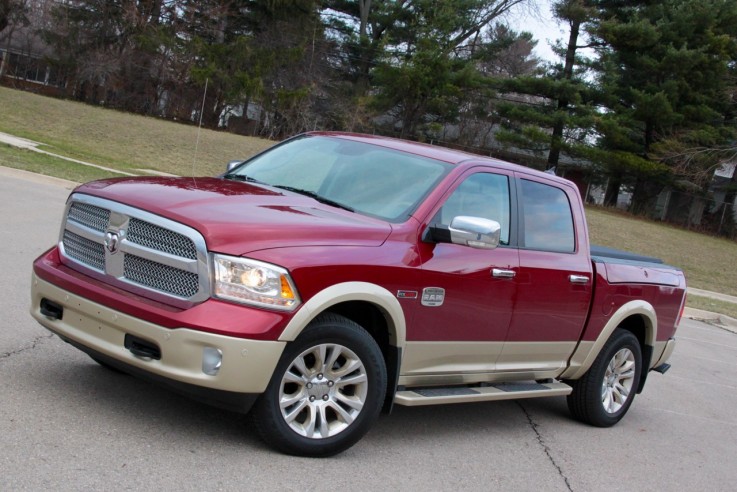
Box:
(252, 313, 387, 457)
(567, 328, 642, 427)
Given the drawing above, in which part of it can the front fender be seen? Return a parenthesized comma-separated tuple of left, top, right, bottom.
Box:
(278, 282, 406, 350)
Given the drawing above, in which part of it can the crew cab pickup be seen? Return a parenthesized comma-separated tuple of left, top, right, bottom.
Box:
(31, 132, 686, 456)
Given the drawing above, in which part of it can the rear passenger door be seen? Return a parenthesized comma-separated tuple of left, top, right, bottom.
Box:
(497, 174, 593, 374)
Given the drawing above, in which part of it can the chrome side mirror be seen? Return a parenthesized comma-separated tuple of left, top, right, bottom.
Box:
(226, 160, 243, 172)
(448, 216, 501, 249)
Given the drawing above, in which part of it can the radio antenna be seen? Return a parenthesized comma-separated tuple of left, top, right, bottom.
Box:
(192, 77, 209, 181)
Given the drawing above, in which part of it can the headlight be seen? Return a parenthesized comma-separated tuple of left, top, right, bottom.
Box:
(212, 254, 300, 311)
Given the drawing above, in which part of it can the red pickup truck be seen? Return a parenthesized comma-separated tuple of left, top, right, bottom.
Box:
(31, 132, 686, 456)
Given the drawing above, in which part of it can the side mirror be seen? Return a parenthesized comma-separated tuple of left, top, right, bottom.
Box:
(226, 160, 243, 172)
(449, 216, 501, 249)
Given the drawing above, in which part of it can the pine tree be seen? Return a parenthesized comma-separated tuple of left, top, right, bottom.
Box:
(589, 0, 737, 211)
(369, 0, 531, 138)
(495, 0, 597, 171)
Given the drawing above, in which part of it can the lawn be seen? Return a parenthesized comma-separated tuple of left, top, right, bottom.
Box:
(586, 207, 737, 297)
(0, 86, 273, 177)
(2, 87, 737, 303)
(686, 295, 737, 320)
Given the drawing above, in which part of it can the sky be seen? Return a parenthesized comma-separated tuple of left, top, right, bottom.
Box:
(505, 0, 568, 62)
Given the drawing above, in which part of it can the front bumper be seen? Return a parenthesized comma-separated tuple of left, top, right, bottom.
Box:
(31, 272, 285, 413)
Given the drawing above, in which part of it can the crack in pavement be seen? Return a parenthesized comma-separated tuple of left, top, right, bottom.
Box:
(0, 333, 55, 360)
(517, 402, 573, 492)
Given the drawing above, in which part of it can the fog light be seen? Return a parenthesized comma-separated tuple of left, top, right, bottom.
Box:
(202, 347, 223, 376)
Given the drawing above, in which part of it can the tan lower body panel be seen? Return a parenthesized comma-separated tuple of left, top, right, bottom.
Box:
(31, 273, 285, 394)
(495, 341, 577, 372)
(652, 339, 675, 368)
(399, 340, 574, 387)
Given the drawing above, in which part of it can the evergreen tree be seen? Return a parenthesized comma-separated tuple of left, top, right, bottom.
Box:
(589, 0, 737, 211)
(495, 0, 598, 171)
(369, 0, 531, 138)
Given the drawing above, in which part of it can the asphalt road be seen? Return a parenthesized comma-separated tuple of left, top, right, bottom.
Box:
(2, 167, 736, 491)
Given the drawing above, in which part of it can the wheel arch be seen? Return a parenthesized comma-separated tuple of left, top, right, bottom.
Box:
(278, 282, 406, 412)
(562, 300, 657, 380)
(278, 282, 406, 348)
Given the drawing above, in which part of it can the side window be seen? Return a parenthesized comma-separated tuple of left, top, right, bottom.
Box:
(520, 179, 575, 253)
(437, 173, 511, 245)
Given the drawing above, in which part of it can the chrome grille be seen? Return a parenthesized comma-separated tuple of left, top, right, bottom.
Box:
(59, 194, 209, 306)
(62, 230, 105, 271)
(123, 254, 199, 298)
(68, 202, 110, 232)
(127, 218, 197, 259)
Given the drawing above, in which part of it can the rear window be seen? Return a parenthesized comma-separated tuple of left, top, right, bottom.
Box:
(520, 179, 575, 253)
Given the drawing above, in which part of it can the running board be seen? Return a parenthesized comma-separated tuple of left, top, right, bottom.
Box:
(394, 382, 572, 407)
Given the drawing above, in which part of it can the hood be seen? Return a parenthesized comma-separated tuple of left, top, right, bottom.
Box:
(76, 177, 392, 255)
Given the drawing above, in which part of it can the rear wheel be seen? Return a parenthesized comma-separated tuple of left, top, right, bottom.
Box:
(567, 328, 642, 427)
(252, 313, 387, 457)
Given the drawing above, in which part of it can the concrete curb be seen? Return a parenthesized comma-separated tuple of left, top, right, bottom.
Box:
(684, 307, 737, 334)
(0, 165, 79, 189)
(688, 287, 737, 305)
(1, 131, 178, 178)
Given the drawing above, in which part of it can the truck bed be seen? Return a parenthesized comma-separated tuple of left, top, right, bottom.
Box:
(590, 245, 663, 265)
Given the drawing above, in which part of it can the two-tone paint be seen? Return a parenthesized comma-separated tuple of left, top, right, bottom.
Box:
(31, 132, 686, 412)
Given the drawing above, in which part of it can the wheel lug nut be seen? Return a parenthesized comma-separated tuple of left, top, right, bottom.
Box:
(322, 395, 329, 401)
(309, 396, 315, 402)
(317, 373, 323, 380)
(306, 383, 313, 389)
(327, 381, 334, 387)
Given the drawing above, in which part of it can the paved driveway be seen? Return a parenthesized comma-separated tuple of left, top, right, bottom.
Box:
(2, 167, 735, 490)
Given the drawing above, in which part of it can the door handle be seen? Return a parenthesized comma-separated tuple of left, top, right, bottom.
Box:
(569, 274, 589, 284)
(492, 268, 516, 279)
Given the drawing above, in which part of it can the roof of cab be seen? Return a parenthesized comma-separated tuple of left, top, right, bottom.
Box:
(306, 131, 573, 187)
(307, 131, 481, 165)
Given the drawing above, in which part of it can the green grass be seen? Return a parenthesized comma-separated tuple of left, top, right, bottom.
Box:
(586, 207, 737, 297)
(2, 87, 737, 304)
(0, 144, 125, 182)
(686, 295, 737, 320)
(0, 86, 273, 177)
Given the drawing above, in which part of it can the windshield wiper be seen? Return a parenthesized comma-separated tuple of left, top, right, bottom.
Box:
(223, 174, 265, 184)
(273, 185, 355, 212)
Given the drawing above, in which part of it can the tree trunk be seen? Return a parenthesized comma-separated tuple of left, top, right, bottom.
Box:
(547, 15, 581, 171)
(629, 178, 663, 216)
(0, 22, 16, 78)
(603, 176, 621, 207)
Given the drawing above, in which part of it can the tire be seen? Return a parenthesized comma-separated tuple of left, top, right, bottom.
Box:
(252, 313, 387, 457)
(567, 328, 642, 427)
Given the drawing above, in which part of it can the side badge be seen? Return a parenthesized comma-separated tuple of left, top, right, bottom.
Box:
(421, 287, 445, 307)
(397, 290, 418, 299)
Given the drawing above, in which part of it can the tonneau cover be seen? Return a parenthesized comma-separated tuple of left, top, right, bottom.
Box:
(590, 245, 663, 264)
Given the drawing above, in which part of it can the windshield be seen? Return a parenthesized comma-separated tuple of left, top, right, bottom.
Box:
(227, 135, 451, 222)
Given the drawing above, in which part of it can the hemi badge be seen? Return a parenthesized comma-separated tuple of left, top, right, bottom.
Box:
(397, 290, 418, 299)
(421, 287, 445, 307)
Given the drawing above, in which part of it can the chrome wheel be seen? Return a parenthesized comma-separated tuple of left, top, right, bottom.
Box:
(601, 347, 636, 414)
(279, 343, 368, 439)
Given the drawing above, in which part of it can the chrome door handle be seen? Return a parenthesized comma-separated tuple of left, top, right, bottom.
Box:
(569, 274, 590, 284)
(492, 268, 516, 279)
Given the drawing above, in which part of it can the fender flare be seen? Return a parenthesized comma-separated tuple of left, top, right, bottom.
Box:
(561, 300, 657, 380)
(278, 282, 407, 350)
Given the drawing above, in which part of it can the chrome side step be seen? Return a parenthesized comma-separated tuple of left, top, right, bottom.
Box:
(394, 382, 572, 407)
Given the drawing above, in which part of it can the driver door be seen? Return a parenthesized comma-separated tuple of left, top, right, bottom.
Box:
(402, 169, 519, 381)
